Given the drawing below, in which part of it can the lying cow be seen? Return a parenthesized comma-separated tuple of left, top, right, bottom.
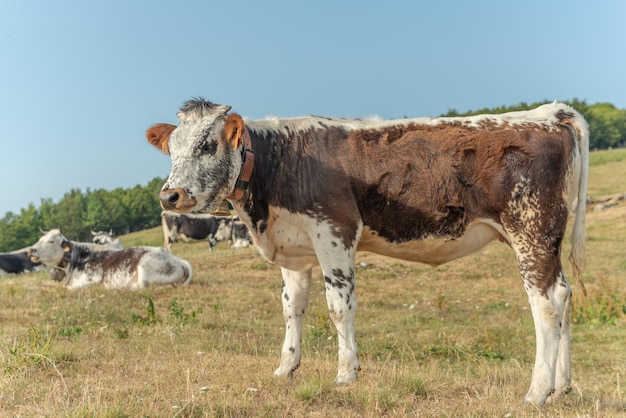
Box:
(147, 98, 588, 406)
(0, 251, 43, 275)
(161, 211, 231, 252)
(29, 229, 192, 290)
(91, 230, 124, 249)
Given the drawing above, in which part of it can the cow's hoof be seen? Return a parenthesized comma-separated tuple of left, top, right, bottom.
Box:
(524, 387, 554, 407)
(274, 364, 298, 378)
(334, 370, 358, 386)
(543, 386, 572, 405)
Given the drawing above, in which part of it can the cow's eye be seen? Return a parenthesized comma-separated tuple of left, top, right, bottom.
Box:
(200, 141, 217, 155)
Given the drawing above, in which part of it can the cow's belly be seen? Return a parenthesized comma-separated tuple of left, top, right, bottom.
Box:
(358, 219, 507, 266)
(177, 233, 205, 242)
(244, 205, 506, 271)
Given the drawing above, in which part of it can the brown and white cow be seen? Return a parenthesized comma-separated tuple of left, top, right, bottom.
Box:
(147, 98, 588, 406)
(29, 229, 192, 290)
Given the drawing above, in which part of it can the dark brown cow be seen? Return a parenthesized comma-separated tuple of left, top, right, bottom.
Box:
(147, 99, 588, 406)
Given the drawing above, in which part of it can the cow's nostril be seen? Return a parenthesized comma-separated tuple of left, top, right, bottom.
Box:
(160, 188, 196, 211)
(159, 190, 178, 210)
(168, 191, 180, 204)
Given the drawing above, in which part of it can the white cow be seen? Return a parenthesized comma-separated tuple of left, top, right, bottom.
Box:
(29, 229, 192, 290)
(91, 230, 124, 249)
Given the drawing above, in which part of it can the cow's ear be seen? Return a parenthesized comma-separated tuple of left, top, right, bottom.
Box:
(223, 113, 245, 149)
(61, 240, 71, 253)
(146, 123, 177, 154)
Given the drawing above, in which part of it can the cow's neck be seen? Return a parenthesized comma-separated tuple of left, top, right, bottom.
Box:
(228, 128, 254, 201)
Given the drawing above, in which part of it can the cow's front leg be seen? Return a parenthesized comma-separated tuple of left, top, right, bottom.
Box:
(317, 247, 360, 385)
(274, 267, 312, 378)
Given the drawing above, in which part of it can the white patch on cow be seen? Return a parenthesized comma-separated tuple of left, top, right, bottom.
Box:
(247, 102, 576, 138)
(249, 207, 320, 272)
(358, 219, 508, 266)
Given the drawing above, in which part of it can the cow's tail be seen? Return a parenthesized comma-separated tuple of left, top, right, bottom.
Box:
(181, 259, 193, 286)
(565, 106, 589, 296)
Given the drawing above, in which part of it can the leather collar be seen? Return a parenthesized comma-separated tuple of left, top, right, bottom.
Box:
(228, 128, 254, 201)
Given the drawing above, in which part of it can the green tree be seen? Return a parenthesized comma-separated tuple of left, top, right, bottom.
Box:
(0, 205, 41, 251)
(122, 185, 159, 232)
(83, 189, 129, 234)
(49, 189, 87, 241)
(586, 102, 626, 149)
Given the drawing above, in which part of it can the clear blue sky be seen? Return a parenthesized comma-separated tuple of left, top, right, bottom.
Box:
(1, 1, 624, 217)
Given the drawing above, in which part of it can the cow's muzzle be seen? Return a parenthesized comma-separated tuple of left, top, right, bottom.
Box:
(28, 248, 39, 263)
(160, 188, 197, 212)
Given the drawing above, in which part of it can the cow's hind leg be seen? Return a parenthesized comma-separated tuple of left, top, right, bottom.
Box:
(508, 234, 572, 406)
(274, 267, 312, 378)
(551, 270, 573, 401)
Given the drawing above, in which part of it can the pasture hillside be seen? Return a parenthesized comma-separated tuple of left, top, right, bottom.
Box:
(0, 149, 625, 417)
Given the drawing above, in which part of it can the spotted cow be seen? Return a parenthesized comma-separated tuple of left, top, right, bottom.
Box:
(228, 220, 253, 248)
(161, 211, 232, 252)
(91, 230, 124, 249)
(147, 99, 588, 406)
(29, 229, 192, 290)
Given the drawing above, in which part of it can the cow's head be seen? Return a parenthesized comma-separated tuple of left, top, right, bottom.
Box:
(147, 98, 246, 214)
(28, 229, 68, 267)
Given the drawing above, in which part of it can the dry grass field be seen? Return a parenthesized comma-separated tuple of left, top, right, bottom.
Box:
(1, 149, 625, 417)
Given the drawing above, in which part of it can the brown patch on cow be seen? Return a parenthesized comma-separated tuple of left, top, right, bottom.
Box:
(96, 248, 144, 276)
(146, 123, 177, 154)
(223, 113, 245, 149)
(239, 111, 581, 298)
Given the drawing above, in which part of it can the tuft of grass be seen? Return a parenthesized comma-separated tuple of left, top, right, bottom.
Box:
(573, 291, 626, 325)
(4, 326, 53, 371)
(168, 298, 203, 325)
(130, 294, 160, 326)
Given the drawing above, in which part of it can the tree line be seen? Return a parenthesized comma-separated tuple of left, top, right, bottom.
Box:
(442, 99, 626, 150)
(0, 177, 165, 252)
(1, 99, 624, 252)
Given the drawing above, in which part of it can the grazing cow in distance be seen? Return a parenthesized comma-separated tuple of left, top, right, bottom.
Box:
(29, 229, 192, 290)
(147, 98, 588, 406)
(0, 251, 44, 275)
(161, 211, 232, 252)
(91, 230, 124, 249)
(221, 220, 253, 248)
